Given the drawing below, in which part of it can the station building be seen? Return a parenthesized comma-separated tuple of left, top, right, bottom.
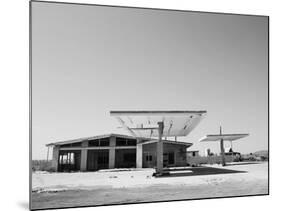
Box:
(47, 133, 192, 172)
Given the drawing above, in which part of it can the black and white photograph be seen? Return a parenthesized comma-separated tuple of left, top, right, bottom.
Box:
(30, 1, 269, 210)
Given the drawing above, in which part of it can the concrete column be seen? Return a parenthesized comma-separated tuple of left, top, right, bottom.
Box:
(109, 136, 116, 169)
(156, 122, 164, 174)
(80, 141, 88, 171)
(136, 143, 143, 168)
(52, 146, 59, 171)
(220, 139, 226, 166)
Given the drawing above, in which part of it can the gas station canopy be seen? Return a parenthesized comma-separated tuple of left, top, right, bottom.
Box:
(199, 134, 249, 142)
(110, 110, 207, 138)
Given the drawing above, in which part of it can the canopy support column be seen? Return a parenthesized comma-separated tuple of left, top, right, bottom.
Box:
(136, 142, 143, 168)
(46, 146, 50, 162)
(156, 121, 164, 175)
(220, 139, 226, 166)
(219, 126, 226, 166)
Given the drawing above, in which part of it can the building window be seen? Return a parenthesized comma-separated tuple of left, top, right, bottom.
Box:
(123, 153, 136, 162)
(116, 137, 136, 146)
(146, 154, 153, 162)
(88, 140, 99, 146)
(168, 152, 175, 164)
(116, 137, 126, 146)
(61, 142, 82, 148)
(71, 142, 82, 147)
(99, 138, 110, 146)
(59, 152, 75, 165)
(164, 152, 175, 165)
(127, 139, 136, 146)
(88, 138, 110, 146)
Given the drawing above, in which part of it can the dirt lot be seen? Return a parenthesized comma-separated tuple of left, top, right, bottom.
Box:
(31, 162, 268, 210)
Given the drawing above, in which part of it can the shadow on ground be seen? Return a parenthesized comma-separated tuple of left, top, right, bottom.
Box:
(157, 166, 246, 177)
(225, 162, 262, 166)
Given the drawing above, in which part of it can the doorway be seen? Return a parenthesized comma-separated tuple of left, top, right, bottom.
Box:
(87, 150, 109, 171)
(58, 150, 81, 172)
(163, 151, 175, 167)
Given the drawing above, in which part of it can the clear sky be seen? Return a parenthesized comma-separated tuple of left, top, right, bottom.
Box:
(31, 2, 268, 160)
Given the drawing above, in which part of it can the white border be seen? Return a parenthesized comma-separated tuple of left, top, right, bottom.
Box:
(0, 0, 278, 211)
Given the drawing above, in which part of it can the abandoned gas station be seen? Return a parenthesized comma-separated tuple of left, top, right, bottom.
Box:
(47, 133, 192, 172)
(47, 110, 249, 174)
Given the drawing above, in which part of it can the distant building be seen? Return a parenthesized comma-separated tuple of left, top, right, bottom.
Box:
(205, 148, 212, 156)
(187, 150, 199, 157)
(47, 133, 192, 172)
(224, 147, 241, 156)
(224, 152, 241, 157)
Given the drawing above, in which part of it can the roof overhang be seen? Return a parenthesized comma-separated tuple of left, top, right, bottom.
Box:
(46, 133, 193, 147)
(139, 139, 193, 147)
(46, 133, 138, 147)
(110, 110, 207, 138)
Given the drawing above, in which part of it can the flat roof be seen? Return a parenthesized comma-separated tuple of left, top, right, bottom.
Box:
(199, 133, 249, 142)
(110, 110, 207, 138)
(46, 133, 192, 147)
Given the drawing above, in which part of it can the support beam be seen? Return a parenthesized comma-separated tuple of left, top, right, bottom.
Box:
(166, 121, 173, 139)
(52, 146, 59, 171)
(109, 136, 116, 169)
(219, 126, 226, 166)
(220, 139, 226, 166)
(46, 146, 50, 162)
(150, 129, 153, 139)
(156, 121, 164, 175)
(116, 117, 138, 137)
(80, 141, 88, 171)
(136, 141, 143, 168)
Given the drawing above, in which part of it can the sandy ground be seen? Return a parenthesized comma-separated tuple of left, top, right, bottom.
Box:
(31, 162, 268, 210)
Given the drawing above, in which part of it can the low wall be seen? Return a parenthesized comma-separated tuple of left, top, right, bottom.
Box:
(187, 155, 237, 166)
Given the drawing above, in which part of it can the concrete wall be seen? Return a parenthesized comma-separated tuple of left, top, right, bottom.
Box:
(142, 143, 157, 168)
(164, 143, 187, 167)
(187, 155, 237, 166)
(143, 143, 187, 168)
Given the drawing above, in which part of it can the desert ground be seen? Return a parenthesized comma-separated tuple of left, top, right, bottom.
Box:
(31, 162, 268, 210)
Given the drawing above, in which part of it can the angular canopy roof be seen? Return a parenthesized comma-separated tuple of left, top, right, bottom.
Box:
(110, 110, 207, 138)
(199, 133, 249, 142)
